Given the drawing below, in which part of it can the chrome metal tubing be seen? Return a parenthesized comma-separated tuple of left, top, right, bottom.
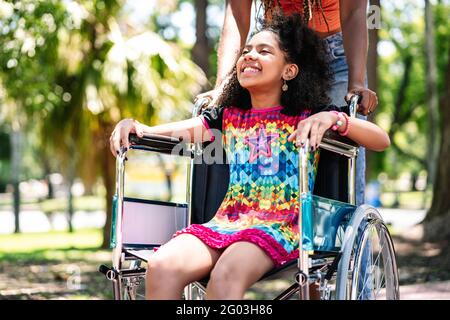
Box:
(192, 282, 207, 296)
(275, 283, 300, 300)
(347, 94, 359, 205)
(112, 276, 122, 300)
(320, 138, 358, 158)
(298, 140, 310, 300)
(112, 151, 127, 299)
(348, 156, 356, 205)
(184, 99, 208, 300)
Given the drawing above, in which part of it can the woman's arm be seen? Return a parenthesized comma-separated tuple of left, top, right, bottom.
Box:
(195, 0, 252, 105)
(288, 111, 390, 152)
(216, 0, 252, 87)
(109, 117, 212, 157)
(340, 0, 378, 115)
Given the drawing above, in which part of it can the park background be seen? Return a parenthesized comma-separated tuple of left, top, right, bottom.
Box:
(0, 0, 449, 299)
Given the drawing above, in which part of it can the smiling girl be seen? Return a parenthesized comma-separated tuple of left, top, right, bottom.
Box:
(109, 12, 389, 300)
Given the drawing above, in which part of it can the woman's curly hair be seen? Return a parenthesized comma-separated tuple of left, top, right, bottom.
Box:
(216, 10, 333, 116)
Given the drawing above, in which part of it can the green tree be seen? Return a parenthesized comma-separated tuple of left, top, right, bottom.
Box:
(0, 0, 206, 245)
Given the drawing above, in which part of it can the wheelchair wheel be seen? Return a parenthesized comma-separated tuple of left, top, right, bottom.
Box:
(335, 205, 400, 300)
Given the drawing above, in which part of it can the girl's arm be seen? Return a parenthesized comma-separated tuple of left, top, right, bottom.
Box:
(340, 116, 390, 151)
(109, 117, 213, 157)
(288, 111, 390, 152)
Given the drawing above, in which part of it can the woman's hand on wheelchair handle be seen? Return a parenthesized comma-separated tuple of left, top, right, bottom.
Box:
(195, 88, 220, 108)
(345, 87, 378, 116)
(109, 118, 145, 157)
(288, 112, 338, 151)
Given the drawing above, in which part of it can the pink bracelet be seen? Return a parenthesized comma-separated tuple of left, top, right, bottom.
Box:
(339, 112, 350, 136)
(330, 111, 345, 131)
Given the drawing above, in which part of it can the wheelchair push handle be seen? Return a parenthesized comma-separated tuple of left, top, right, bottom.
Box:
(193, 97, 210, 117)
(127, 133, 193, 158)
(129, 132, 181, 146)
(347, 93, 362, 118)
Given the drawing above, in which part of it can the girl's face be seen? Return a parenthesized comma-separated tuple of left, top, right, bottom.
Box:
(236, 30, 297, 93)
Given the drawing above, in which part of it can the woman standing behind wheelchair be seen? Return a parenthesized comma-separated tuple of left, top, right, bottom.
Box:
(109, 12, 389, 300)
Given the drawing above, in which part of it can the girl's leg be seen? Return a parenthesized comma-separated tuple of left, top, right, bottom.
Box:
(206, 241, 274, 299)
(145, 233, 221, 300)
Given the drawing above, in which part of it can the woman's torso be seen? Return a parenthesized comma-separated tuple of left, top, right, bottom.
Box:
(266, 0, 341, 37)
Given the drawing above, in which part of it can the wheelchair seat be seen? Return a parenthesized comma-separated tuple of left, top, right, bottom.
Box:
(123, 247, 338, 286)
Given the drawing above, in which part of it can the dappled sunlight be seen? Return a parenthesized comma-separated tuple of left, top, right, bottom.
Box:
(0, 0, 449, 301)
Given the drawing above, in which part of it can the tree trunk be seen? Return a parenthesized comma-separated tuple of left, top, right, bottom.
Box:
(99, 122, 116, 249)
(156, 153, 173, 202)
(11, 126, 22, 234)
(423, 38, 450, 241)
(366, 0, 380, 181)
(44, 161, 54, 199)
(67, 178, 74, 233)
(64, 137, 78, 233)
(424, 0, 440, 187)
(192, 0, 210, 76)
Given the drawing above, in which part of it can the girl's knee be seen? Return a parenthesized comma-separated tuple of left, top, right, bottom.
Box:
(206, 263, 247, 299)
(145, 254, 185, 300)
(208, 262, 240, 291)
(146, 253, 183, 284)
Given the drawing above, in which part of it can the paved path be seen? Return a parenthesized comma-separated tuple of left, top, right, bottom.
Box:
(0, 210, 105, 234)
(399, 281, 450, 300)
(377, 208, 426, 230)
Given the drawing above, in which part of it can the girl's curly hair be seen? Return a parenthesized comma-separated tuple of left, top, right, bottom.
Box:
(216, 10, 333, 116)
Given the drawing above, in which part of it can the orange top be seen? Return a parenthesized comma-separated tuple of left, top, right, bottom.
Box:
(270, 0, 341, 35)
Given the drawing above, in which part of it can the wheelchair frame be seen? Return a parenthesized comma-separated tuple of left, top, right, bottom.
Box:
(99, 95, 400, 300)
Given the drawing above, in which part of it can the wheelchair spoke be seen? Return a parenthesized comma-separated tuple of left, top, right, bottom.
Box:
(336, 208, 399, 300)
(357, 224, 397, 300)
(374, 270, 386, 299)
(355, 224, 384, 300)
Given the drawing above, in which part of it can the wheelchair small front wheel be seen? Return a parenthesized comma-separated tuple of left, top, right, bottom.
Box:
(335, 206, 400, 300)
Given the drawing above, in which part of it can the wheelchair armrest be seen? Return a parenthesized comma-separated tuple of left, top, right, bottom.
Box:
(319, 130, 359, 158)
(318, 93, 360, 156)
(129, 133, 193, 158)
(322, 130, 358, 147)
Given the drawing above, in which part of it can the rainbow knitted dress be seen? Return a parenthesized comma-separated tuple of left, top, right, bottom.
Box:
(174, 106, 318, 267)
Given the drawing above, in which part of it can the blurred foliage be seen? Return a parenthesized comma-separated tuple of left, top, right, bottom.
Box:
(368, 0, 450, 184)
(148, 0, 225, 81)
(0, 0, 206, 187)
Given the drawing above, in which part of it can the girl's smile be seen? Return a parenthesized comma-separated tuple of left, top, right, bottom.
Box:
(240, 62, 262, 76)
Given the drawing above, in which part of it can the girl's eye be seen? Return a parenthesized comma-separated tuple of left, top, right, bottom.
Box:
(242, 50, 249, 55)
(260, 49, 271, 54)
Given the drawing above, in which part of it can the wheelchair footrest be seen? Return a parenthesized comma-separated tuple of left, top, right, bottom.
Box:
(125, 249, 155, 262)
(99, 264, 146, 280)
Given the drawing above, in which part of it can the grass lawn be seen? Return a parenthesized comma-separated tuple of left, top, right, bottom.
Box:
(0, 226, 447, 300)
(0, 229, 112, 300)
(0, 228, 294, 300)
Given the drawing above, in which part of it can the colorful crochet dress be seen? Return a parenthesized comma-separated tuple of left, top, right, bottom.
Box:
(174, 106, 318, 267)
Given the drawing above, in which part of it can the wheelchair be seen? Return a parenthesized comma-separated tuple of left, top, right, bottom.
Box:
(99, 95, 400, 300)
